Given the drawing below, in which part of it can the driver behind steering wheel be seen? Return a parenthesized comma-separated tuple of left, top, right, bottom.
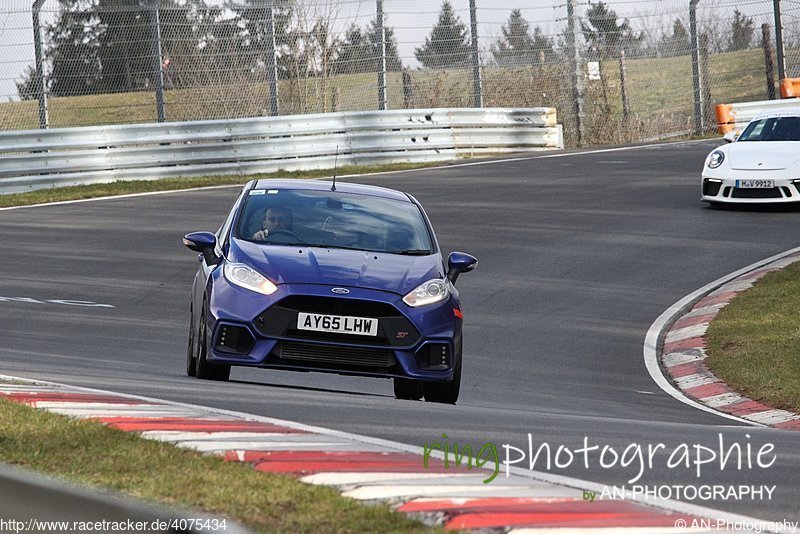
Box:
(253, 206, 293, 240)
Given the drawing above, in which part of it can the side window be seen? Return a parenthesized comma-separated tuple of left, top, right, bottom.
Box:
(216, 189, 247, 253)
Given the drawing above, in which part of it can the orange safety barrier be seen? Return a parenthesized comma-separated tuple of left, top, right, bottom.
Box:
(780, 78, 800, 98)
(715, 103, 734, 134)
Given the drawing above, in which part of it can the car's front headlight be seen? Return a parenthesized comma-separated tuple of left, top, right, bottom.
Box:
(224, 262, 278, 296)
(403, 279, 450, 307)
(707, 150, 725, 169)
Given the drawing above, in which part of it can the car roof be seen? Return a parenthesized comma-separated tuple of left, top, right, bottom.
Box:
(251, 178, 411, 203)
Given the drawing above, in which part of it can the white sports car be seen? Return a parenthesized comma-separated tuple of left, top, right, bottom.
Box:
(701, 109, 800, 205)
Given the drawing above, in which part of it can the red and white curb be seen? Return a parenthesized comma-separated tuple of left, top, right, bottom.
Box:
(0, 377, 771, 532)
(658, 251, 800, 431)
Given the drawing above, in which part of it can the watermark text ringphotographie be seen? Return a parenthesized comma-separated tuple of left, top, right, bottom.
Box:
(423, 432, 776, 497)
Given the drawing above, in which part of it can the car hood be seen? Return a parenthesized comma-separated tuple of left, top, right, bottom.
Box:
(728, 142, 800, 170)
(229, 238, 443, 295)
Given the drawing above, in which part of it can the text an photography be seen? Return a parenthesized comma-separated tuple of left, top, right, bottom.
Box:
(423, 433, 779, 501)
(673, 518, 799, 533)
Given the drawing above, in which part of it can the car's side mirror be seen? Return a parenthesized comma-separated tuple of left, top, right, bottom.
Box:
(723, 130, 738, 143)
(446, 252, 478, 285)
(183, 231, 218, 265)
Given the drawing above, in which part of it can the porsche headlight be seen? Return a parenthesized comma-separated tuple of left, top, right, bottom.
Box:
(403, 279, 450, 307)
(707, 150, 725, 169)
(224, 262, 278, 295)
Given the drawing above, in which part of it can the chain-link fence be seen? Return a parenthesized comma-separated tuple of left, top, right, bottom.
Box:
(1, 0, 799, 147)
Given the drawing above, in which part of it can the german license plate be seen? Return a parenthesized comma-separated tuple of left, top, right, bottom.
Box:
(735, 179, 774, 188)
(297, 312, 378, 336)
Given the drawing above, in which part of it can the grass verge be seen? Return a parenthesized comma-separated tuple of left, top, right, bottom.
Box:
(0, 393, 435, 532)
(705, 262, 800, 413)
(0, 163, 443, 209)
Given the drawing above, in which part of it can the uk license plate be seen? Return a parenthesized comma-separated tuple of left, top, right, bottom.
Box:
(735, 179, 774, 188)
(297, 312, 378, 336)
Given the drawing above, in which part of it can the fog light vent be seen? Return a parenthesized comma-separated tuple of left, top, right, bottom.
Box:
(416, 343, 450, 370)
(702, 179, 722, 197)
(215, 324, 254, 354)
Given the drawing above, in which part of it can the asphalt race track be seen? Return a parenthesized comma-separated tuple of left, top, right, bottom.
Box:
(2, 139, 799, 522)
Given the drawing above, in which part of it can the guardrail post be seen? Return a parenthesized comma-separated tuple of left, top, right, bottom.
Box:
(32, 0, 48, 130)
(468, 0, 482, 108)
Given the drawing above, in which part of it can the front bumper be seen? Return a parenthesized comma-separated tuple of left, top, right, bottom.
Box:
(206, 281, 461, 382)
(701, 176, 800, 203)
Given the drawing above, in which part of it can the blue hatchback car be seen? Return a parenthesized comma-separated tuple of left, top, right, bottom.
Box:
(183, 179, 477, 404)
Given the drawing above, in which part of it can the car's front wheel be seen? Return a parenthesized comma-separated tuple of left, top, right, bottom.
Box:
(195, 300, 231, 381)
(423, 345, 462, 405)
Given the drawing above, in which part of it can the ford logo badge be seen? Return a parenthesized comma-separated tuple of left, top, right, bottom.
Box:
(331, 287, 350, 294)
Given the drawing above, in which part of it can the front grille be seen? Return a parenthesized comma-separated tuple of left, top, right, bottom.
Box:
(277, 296, 401, 317)
(276, 341, 396, 368)
(730, 187, 783, 199)
(255, 295, 420, 347)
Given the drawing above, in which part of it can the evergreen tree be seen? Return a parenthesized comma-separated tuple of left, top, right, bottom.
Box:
(44, 0, 206, 96)
(95, 0, 146, 93)
(334, 24, 372, 75)
(333, 20, 402, 75)
(414, 1, 471, 69)
(367, 20, 403, 72)
(492, 9, 553, 66)
(229, 0, 298, 80)
(729, 9, 754, 51)
(658, 19, 690, 57)
(581, 1, 643, 58)
(15, 66, 40, 101)
(46, 0, 104, 96)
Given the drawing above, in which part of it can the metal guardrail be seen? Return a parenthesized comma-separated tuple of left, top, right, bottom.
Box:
(715, 78, 800, 135)
(0, 108, 563, 195)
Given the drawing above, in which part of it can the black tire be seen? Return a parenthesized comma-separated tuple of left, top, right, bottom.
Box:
(393, 378, 423, 400)
(186, 305, 197, 377)
(195, 300, 231, 381)
(423, 345, 462, 405)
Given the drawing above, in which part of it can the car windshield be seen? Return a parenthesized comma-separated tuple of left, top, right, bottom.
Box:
(738, 116, 800, 142)
(234, 187, 434, 254)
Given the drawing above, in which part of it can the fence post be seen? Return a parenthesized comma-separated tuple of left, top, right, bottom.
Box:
(773, 0, 786, 83)
(376, 0, 387, 110)
(32, 0, 48, 129)
(619, 50, 630, 121)
(762, 23, 776, 99)
(566, 0, 585, 146)
(689, 0, 703, 135)
(468, 0, 482, 108)
(265, 0, 279, 116)
(149, 0, 166, 122)
(700, 33, 713, 130)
